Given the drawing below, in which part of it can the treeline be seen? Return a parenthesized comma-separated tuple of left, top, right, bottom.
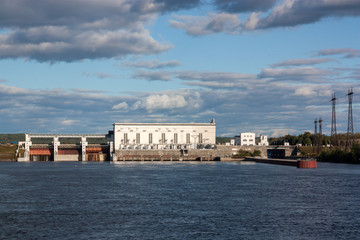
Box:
(216, 137, 232, 144)
(269, 132, 331, 146)
(0, 134, 24, 144)
(269, 132, 360, 163)
(0, 134, 108, 144)
(319, 144, 360, 164)
(269, 132, 360, 147)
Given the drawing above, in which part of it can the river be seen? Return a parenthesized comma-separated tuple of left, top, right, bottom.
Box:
(0, 162, 359, 239)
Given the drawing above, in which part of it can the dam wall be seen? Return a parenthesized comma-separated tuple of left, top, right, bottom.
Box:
(113, 145, 271, 161)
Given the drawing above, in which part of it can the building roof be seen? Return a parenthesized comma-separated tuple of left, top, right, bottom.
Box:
(113, 123, 215, 126)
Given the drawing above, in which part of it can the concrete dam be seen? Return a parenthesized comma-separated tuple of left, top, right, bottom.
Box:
(18, 134, 112, 162)
(17, 133, 299, 162)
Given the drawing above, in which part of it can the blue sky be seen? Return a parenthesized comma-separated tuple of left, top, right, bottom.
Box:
(0, 0, 359, 136)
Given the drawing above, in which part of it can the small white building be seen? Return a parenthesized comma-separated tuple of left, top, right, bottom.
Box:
(240, 132, 256, 146)
(258, 135, 269, 146)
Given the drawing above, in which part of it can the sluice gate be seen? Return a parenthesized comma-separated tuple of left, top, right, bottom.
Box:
(29, 145, 110, 161)
(19, 133, 113, 162)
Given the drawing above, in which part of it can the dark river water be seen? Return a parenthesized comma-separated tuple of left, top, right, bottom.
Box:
(0, 161, 359, 240)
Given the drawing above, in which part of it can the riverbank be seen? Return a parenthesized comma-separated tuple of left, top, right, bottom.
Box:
(0, 144, 17, 161)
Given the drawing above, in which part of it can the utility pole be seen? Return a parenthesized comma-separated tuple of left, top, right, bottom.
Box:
(331, 94, 337, 146)
(346, 88, 354, 149)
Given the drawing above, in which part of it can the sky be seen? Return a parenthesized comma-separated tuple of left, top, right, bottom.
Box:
(0, 0, 359, 137)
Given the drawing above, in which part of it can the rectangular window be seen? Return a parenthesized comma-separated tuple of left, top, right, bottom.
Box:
(149, 133, 153, 144)
(136, 133, 140, 144)
(199, 133, 203, 144)
(124, 133, 128, 144)
(161, 133, 166, 144)
(186, 133, 190, 144)
(174, 133, 178, 144)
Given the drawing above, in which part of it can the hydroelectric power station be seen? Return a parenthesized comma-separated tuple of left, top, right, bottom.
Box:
(16, 120, 315, 168)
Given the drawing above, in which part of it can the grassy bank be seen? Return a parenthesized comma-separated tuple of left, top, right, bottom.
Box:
(0, 144, 18, 161)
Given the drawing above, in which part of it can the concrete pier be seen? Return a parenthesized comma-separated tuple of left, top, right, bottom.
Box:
(244, 157, 317, 168)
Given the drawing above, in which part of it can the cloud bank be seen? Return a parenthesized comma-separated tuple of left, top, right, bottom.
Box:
(171, 0, 360, 35)
(0, 0, 202, 62)
(1, 0, 359, 61)
(2, 56, 357, 136)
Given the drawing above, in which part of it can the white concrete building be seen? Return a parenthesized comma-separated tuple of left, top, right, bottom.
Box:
(259, 135, 269, 146)
(113, 121, 216, 151)
(240, 132, 255, 146)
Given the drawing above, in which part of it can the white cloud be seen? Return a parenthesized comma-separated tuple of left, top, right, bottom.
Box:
(0, 28, 171, 62)
(270, 128, 297, 137)
(293, 85, 333, 97)
(0, 84, 30, 94)
(271, 58, 333, 67)
(83, 72, 115, 79)
(144, 94, 187, 110)
(124, 59, 181, 69)
(60, 120, 77, 126)
(170, 13, 243, 36)
(259, 67, 331, 82)
(317, 48, 360, 58)
(71, 89, 108, 94)
(133, 71, 173, 81)
(112, 102, 129, 110)
(293, 86, 317, 97)
(176, 71, 256, 81)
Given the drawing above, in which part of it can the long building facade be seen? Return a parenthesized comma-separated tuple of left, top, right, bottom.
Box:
(18, 120, 217, 162)
(113, 121, 216, 151)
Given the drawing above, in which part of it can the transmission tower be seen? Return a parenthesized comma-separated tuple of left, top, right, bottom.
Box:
(318, 118, 323, 153)
(346, 88, 354, 149)
(314, 118, 318, 147)
(331, 94, 337, 146)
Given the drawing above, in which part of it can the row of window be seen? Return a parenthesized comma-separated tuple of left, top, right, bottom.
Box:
(242, 139, 254, 142)
(118, 129, 208, 133)
(122, 133, 203, 144)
